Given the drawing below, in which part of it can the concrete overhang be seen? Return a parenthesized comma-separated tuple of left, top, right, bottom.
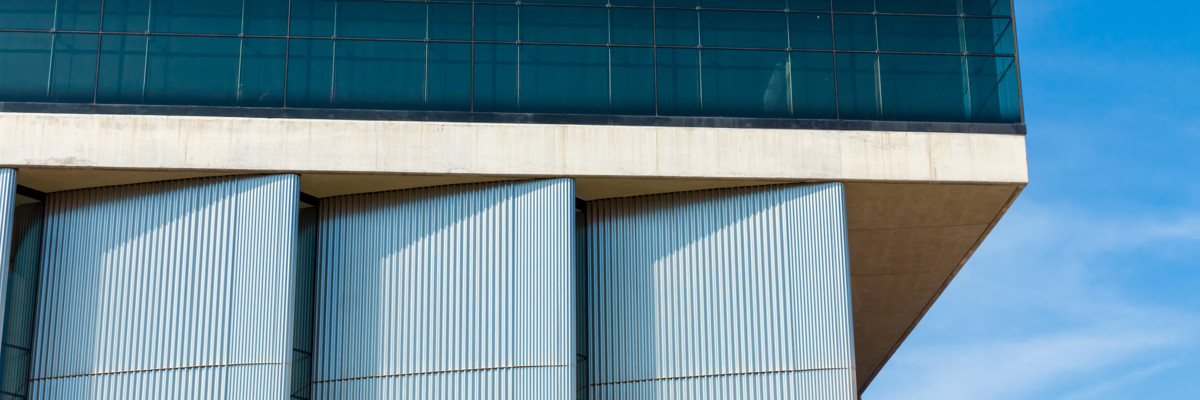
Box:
(0, 112, 1027, 391)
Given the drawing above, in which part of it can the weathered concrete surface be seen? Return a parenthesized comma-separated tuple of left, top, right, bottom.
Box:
(0, 112, 1027, 392)
(0, 113, 1026, 186)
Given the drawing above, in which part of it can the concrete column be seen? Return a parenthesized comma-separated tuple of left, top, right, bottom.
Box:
(312, 179, 576, 399)
(29, 175, 299, 399)
(583, 183, 857, 399)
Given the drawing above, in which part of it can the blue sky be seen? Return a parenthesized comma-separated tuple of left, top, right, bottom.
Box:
(865, 1, 1200, 399)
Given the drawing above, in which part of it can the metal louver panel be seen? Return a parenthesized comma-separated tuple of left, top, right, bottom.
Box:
(29, 175, 299, 399)
(313, 179, 575, 399)
(2, 201, 45, 400)
(583, 183, 856, 399)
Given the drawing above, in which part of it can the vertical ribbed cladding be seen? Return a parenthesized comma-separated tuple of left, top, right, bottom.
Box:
(0, 169, 15, 399)
(585, 183, 856, 399)
(312, 179, 575, 399)
(28, 175, 299, 399)
(2, 200, 45, 399)
(292, 207, 317, 400)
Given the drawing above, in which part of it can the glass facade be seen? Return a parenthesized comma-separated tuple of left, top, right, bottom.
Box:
(0, 0, 1021, 123)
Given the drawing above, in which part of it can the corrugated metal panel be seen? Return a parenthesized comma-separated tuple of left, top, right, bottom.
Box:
(313, 179, 575, 399)
(2, 202, 45, 400)
(28, 175, 299, 399)
(292, 207, 317, 400)
(0, 169, 14, 400)
(583, 183, 856, 399)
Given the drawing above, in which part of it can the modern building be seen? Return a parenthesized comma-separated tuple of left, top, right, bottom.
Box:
(0, 1, 1026, 399)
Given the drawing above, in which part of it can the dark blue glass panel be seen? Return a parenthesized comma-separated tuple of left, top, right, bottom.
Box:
(835, 52, 879, 120)
(878, 54, 967, 122)
(522, 6, 608, 44)
(244, 0, 291, 36)
(790, 51, 837, 119)
(429, 3, 473, 41)
(96, 34, 147, 104)
(656, 9, 699, 47)
(789, 13, 833, 50)
(968, 55, 1020, 122)
(102, 0, 149, 32)
(333, 40, 425, 110)
(833, 0, 875, 12)
(474, 44, 519, 112)
(49, 33, 99, 103)
(790, 0, 832, 11)
(876, 15, 961, 53)
(611, 47, 655, 115)
(965, 17, 1015, 54)
(144, 36, 241, 106)
(336, 1, 426, 40)
(475, 4, 518, 42)
(239, 38, 286, 107)
(700, 11, 787, 49)
(427, 43, 471, 111)
(151, 0, 244, 35)
(700, 49, 790, 118)
(0, 1, 55, 30)
(286, 39, 333, 108)
(611, 8, 653, 45)
(0, 32, 51, 102)
(56, 0, 103, 31)
(833, 14, 876, 51)
(699, 0, 785, 10)
(656, 48, 700, 116)
(654, 0, 698, 8)
(520, 45, 609, 114)
(963, 0, 1013, 16)
(541, 0, 607, 4)
(875, 0, 959, 14)
(289, 0, 335, 37)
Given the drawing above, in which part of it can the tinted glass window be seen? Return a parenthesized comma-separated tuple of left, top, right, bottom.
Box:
(522, 6, 608, 44)
(701, 49, 791, 118)
(611, 47, 656, 116)
(333, 40, 426, 110)
(336, 1, 426, 40)
(50, 34, 100, 103)
(144, 36, 242, 106)
(473, 44, 518, 113)
(0, 2, 55, 30)
(657, 48, 701, 116)
(965, 17, 1015, 54)
(0, 0, 1023, 124)
(286, 39, 333, 108)
(879, 54, 967, 122)
(520, 45, 609, 114)
(876, 15, 962, 53)
(791, 52, 837, 119)
(0, 32, 52, 102)
(789, 13, 833, 50)
(700, 11, 788, 49)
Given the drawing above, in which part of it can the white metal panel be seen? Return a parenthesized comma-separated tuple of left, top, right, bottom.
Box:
(313, 179, 575, 399)
(583, 183, 856, 399)
(29, 175, 299, 399)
